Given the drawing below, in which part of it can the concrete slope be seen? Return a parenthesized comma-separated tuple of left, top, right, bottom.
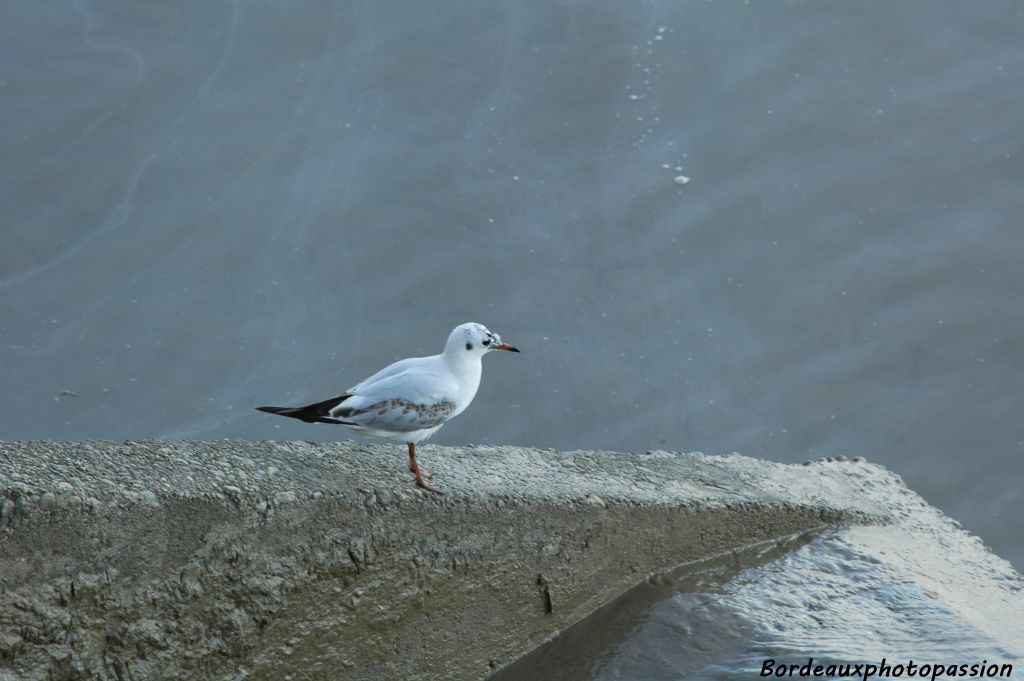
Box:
(0, 441, 887, 680)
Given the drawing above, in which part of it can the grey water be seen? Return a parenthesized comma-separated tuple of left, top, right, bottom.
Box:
(2, 0, 1022, 675)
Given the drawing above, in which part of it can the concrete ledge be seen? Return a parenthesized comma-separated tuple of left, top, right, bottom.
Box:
(0, 441, 890, 680)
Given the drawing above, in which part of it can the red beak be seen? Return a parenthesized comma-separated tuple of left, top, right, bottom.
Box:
(494, 342, 520, 353)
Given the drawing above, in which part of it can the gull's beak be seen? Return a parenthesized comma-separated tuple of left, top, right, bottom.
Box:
(494, 342, 520, 353)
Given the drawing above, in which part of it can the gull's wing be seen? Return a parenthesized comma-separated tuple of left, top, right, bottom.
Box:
(347, 355, 435, 394)
(332, 359, 459, 433)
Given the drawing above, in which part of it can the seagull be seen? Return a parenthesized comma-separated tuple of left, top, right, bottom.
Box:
(256, 322, 519, 494)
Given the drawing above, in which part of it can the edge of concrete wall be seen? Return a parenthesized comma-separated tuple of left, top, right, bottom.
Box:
(0, 440, 890, 680)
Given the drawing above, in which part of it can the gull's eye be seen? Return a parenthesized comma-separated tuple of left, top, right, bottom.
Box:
(482, 338, 491, 346)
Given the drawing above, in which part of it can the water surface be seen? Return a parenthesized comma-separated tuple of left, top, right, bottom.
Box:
(2, 2, 1022, 674)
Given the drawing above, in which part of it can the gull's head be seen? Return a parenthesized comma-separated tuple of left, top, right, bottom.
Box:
(446, 322, 519, 358)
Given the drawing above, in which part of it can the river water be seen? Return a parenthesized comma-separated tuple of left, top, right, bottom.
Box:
(2, 1, 1022, 675)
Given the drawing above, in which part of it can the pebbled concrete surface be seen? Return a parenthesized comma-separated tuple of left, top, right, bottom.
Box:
(1, 440, 889, 680)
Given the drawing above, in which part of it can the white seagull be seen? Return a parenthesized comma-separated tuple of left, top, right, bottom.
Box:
(257, 322, 519, 493)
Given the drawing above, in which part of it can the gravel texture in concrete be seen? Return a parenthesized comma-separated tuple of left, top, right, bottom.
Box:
(0, 440, 889, 680)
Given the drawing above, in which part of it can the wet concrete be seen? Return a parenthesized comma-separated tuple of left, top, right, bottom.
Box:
(0, 440, 889, 680)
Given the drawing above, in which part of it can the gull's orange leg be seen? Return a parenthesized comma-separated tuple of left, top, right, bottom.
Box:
(407, 444, 432, 478)
(408, 442, 443, 494)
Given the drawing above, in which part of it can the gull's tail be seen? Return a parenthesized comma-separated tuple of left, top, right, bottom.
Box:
(256, 394, 354, 425)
